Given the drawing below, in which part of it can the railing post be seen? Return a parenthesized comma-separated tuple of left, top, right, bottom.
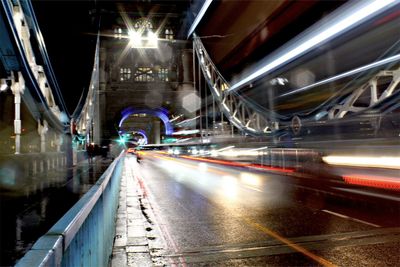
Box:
(56, 134, 62, 152)
(38, 120, 48, 153)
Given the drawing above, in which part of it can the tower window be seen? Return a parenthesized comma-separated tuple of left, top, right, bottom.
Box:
(135, 67, 154, 82)
(114, 27, 123, 39)
(134, 19, 154, 31)
(120, 68, 131, 81)
(165, 29, 174, 40)
(158, 68, 169, 82)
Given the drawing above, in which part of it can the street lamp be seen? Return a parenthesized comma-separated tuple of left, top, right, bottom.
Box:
(128, 29, 158, 49)
(0, 79, 11, 91)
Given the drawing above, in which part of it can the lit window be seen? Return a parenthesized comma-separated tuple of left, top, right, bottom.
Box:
(120, 68, 131, 81)
(165, 29, 174, 40)
(114, 27, 123, 39)
(158, 68, 169, 82)
(135, 67, 154, 82)
(134, 19, 154, 31)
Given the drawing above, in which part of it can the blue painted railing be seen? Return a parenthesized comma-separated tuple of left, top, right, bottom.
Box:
(15, 153, 125, 267)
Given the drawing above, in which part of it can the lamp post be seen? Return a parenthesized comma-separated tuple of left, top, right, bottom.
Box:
(7, 72, 25, 154)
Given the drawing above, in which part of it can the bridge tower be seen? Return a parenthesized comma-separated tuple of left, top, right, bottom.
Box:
(96, 2, 195, 145)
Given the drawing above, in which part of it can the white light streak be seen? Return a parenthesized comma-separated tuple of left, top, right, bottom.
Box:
(322, 155, 400, 169)
(218, 149, 260, 157)
(172, 129, 200, 135)
(176, 116, 200, 126)
(187, 0, 214, 38)
(176, 138, 192, 143)
(250, 146, 269, 151)
(228, 0, 397, 92)
(170, 114, 183, 123)
(280, 53, 400, 98)
(217, 145, 235, 152)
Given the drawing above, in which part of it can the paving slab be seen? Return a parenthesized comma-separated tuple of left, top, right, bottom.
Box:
(111, 158, 151, 267)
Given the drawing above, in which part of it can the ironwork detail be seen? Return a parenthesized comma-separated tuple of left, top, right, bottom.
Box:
(193, 37, 276, 135)
(328, 67, 400, 119)
(291, 115, 302, 135)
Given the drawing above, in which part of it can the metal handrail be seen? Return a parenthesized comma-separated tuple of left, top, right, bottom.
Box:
(16, 152, 125, 267)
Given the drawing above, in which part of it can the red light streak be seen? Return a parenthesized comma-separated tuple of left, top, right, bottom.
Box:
(181, 155, 294, 173)
(342, 174, 400, 191)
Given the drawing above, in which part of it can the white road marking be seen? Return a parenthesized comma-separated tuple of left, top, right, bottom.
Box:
(321, 209, 380, 228)
(243, 185, 263, 192)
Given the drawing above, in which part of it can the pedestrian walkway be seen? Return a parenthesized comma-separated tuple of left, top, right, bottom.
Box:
(111, 157, 153, 266)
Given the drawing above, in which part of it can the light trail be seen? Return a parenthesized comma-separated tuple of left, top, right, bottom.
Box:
(228, 0, 397, 92)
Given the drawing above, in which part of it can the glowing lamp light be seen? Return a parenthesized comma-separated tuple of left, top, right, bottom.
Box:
(0, 84, 8, 91)
(0, 79, 9, 92)
(128, 30, 141, 47)
(129, 30, 158, 49)
(117, 136, 127, 145)
(147, 31, 158, 47)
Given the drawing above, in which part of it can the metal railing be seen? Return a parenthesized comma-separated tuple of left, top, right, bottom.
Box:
(15, 153, 124, 267)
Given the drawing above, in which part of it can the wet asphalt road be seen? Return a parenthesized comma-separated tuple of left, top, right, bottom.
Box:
(129, 153, 400, 266)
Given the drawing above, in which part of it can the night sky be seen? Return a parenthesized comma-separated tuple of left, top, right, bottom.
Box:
(32, 1, 98, 115)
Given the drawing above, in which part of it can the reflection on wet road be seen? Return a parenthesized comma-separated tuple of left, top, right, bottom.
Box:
(131, 153, 400, 266)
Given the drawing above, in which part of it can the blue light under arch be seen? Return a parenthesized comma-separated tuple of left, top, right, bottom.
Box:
(119, 107, 173, 135)
(135, 129, 148, 145)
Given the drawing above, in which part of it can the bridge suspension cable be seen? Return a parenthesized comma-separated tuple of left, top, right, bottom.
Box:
(193, 36, 279, 135)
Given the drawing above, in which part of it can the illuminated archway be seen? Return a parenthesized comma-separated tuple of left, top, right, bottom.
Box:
(119, 107, 173, 135)
(134, 129, 148, 145)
